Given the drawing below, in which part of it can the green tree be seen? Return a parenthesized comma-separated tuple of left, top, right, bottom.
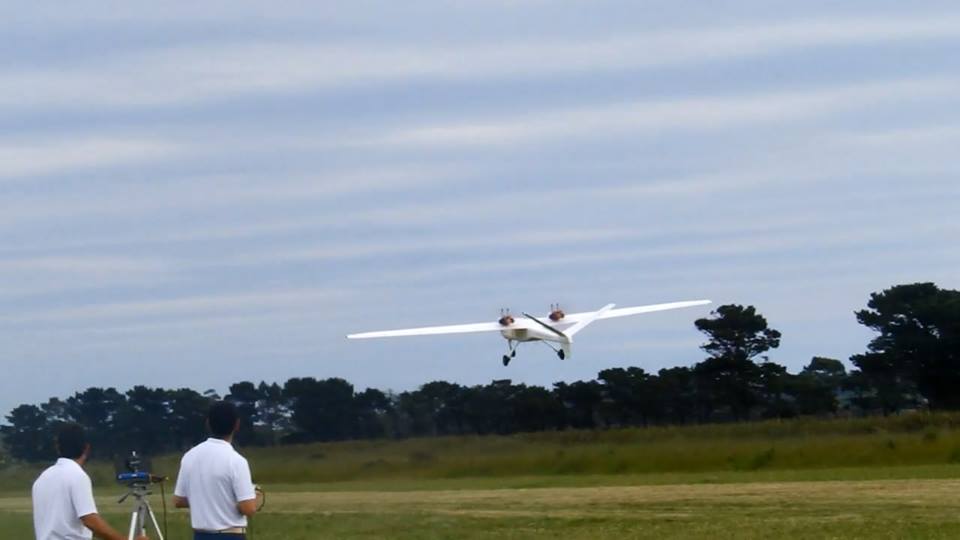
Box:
(656, 367, 696, 425)
(167, 388, 212, 451)
(354, 388, 393, 439)
(226, 381, 262, 446)
(283, 377, 357, 442)
(853, 283, 960, 410)
(256, 381, 290, 445)
(65, 387, 126, 456)
(510, 385, 563, 432)
(694, 304, 782, 420)
(2, 404, 55, 461)
(791, 357, 846, 415)
(554, 381, 603, 429)
(598, 367, 656, 426)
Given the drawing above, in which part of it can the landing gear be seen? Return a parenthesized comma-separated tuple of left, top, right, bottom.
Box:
(503, 341, 518, 366)
(541, 341, 566, 360)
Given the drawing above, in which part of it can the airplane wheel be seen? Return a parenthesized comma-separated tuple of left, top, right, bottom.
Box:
(502, 355, 511, 366)
(558, 350, 565, 360)
(511, 350, 517, 357)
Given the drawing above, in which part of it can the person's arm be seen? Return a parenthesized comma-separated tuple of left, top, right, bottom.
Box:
(79, 513, 148, 540)
(233, 457, 258, 517)
(237, 498, 257, 517)
(173, 456, 190, 509)
(71, 471, 146, 540)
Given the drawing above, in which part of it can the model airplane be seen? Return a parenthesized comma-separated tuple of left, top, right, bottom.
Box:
(347, 300, 711, 366)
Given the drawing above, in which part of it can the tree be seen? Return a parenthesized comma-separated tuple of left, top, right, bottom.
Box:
(554, 381, 603, 429)
(226, 382, 262, 446)
(853, 283, 960, 409)
(694, 305, 781, 420)
(113, 386, 173, 456)
(256, 381, 290, 445)
(397, 381, 466, 437)
(167, 388, 212, 451)
(598, 368, 655, 426)
(2, 404, 55, 461)
(791, 357, 846, 415)
(656, 367, 696, 425)
(354, 388, 393, 439)
(756, 362, 794, 418)
(510, 385, 563, 432)
(283, 378, 357, 442)
(65, 387, 126, 455)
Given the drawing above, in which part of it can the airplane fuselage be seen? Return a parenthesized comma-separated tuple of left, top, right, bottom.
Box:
(500, 326, 566, 343)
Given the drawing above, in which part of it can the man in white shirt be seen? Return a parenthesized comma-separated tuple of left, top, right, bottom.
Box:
(173, 401, 258, 540)
(32, 423, 149, 540)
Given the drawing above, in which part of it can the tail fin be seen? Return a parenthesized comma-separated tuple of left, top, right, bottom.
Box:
(564, 303, 616, 337)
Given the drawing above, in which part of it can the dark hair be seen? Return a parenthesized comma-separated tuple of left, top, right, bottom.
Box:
(57, 423, 88, 459)
(208, 401, 239, 437)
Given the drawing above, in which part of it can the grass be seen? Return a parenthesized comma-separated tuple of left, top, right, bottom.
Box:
(9, 413, 960, 538)
(4, 477, 960, 538)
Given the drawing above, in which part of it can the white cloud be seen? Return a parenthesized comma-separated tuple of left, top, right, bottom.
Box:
(0, 255, 172, 297)
(0, 287, 344, 326)
(3, 15, 960, 110)
(0, 137, 180, 180)
(363, 78, 960, 148)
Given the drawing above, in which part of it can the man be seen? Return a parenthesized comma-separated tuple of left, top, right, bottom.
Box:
(32, 423, 149, 540)
(173, 401, 258, 540)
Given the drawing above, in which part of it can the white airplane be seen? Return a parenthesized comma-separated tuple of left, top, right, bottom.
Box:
(347, 299, 711, 366)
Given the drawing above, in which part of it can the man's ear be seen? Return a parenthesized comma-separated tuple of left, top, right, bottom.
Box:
(82, 443, 91, 460)
(233, 418, 241, 434)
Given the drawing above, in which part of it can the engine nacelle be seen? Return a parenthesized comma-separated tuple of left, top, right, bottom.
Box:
(549, 304, 565, 322)
(498, 309, 515, 326)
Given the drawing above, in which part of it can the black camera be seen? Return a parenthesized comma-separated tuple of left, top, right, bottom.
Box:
(115, 451, 163, 485)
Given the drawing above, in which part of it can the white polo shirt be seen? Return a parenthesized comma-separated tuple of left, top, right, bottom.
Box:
(32, 458, 98, 540)
(174, 438, 256, 531)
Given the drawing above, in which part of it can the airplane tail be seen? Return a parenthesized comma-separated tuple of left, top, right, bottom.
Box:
(564, 303, 616, 337)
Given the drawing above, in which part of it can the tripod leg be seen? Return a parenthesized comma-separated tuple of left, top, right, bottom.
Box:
(144, 500, 165, 540)
(128, 509, 139, 540)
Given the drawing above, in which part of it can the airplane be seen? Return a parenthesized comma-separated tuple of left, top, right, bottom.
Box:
(347, 299, 711, 366)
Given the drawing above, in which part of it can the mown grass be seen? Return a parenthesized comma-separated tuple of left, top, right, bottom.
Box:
(5, 477, 960, 539)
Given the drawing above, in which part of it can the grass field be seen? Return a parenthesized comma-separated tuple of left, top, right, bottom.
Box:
(7, 414, 960, 538)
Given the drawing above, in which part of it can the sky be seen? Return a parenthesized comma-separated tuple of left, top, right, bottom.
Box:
(2, 1, 959, 417)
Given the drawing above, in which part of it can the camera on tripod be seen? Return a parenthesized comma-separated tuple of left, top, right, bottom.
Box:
(115, 451, 168, 540)
(115, 451, 165, 486)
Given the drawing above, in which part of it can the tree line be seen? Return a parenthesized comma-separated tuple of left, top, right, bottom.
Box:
(2, 282, 957, 462)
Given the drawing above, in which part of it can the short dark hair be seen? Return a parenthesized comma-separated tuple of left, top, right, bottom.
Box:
(57, 423, 88, 459)
(208, 401, 239, 437)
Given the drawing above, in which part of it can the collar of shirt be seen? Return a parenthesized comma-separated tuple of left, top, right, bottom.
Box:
(56, 457, 82, 469)
(206, 437, 231, 446)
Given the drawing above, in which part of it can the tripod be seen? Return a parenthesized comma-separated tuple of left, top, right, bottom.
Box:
(119, 483, 165, 540)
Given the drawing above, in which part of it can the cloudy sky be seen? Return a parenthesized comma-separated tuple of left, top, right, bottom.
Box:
(2, 1, 958, 416)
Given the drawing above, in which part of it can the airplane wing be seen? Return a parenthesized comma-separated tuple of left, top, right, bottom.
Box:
(347, 319, 532, 339)
(560, 300, 711, 324)
(347, 300, 711, 340)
